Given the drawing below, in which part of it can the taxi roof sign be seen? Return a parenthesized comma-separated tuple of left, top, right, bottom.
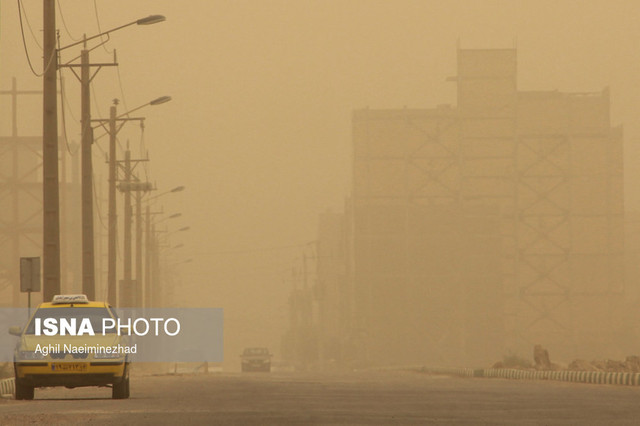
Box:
(51, 294, 89, 304)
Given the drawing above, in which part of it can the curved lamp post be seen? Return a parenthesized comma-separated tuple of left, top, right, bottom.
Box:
(91, 95, 171, 306)
(51, 14, 166, 302)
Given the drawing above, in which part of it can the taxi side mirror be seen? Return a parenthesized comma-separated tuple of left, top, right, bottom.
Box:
(8, 326, 22, 336)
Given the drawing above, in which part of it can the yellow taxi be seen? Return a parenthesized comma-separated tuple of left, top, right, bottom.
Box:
(10, 294, 130, 400)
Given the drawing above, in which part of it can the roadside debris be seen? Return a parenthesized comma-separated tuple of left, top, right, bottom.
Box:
(493, 346, 640, 373)
(533, 345, 554, 370)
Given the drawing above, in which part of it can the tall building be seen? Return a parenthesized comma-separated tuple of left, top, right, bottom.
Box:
(348, 48, 624, 366)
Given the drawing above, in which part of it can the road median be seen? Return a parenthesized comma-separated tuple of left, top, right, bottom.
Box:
(418, 366, 640, 386)
(0, 377, 14, 398)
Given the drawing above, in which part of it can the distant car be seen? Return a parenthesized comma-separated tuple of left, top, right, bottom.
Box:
(9, 294, 130, 400)
(240, 347, 271, 372)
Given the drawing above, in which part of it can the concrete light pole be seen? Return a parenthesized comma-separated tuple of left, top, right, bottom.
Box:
(80, 46, 96, 300)
(141, 212, 180, 307)
(144, 186, 185, 307)
(122, 148, 132, 307)
(58, 14, 167, 302)
(92, 95, 171, 306)
(118, 153, 154, 307)
(42, 0, 61, 301)
(145, 206, 152, 308)
(117, 148, 154, 307)
(136, 191, 142, 307)
(108, 102, 117, 305)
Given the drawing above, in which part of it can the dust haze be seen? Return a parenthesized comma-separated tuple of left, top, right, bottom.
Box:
(1, 0, 640, 372)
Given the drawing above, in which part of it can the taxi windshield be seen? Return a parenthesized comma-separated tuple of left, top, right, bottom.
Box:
(24, 307, 116, 335)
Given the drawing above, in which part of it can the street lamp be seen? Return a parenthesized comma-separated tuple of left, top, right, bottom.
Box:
(157, 225, 190, 242)
(147, 186, 185, 202)
(150, 96, 172, 106)
(92, 96, 171, 306)
(155, 213, 182, 225)
(53, 15, 166, 302)
(57, 16, 166, 53)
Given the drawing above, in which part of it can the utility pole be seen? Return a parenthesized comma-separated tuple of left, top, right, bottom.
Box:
(107, 102, 117, 306)
(302, 253, 313, 332)
(55, 13, 165, 303)
(151, 224, 160, 307)
(59, 43, 117, 301)
(80, 46, 95, 300)
(135, 190, 143, 306)
(94, 97, 167, 306)
(42, 0, 61, 301)
(144, 205, 152, 307)
(118, 147, 151, 307)
(121, 148, 133, 307)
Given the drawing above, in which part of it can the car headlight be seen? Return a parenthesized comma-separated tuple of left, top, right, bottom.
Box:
(93, 352, 123, 359)
(19, 351, 45, 360)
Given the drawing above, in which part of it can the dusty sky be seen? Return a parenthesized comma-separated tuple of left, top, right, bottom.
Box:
(1, 0, 640, 366)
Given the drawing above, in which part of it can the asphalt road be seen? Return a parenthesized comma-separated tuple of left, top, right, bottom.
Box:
(2, 369, 640, 425)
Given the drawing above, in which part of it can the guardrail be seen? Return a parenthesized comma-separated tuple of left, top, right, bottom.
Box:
(418, 366, 480, 378)
(0, 377, 15, 398)
(419, 366, 640, 386)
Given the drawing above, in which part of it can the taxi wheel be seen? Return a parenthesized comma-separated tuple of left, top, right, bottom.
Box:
(14, 379, 34, 400)
(112, 375, 130, 399)
(112, 365, 130, 399)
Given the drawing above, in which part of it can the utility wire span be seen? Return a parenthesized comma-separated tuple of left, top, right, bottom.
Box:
(92, 175, 108, 231)
(56, 0, 80, 42)
(90, 84, 125, 152)
(139, 123, 150, 182)
(18, 0, 42, 49)
(93, 0, 113, 55)
(88, 85, 108, 158)
(17, 0, 55, 77)
(58, 69, 79, 156)
(115, 64, 130, 115)
(58, 68, 79, 123)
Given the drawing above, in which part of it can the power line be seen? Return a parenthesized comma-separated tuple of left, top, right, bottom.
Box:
(58, 68, 79, 123)
(93, 174, 108, 231)
(115, 64, 130, 114)
(56, 0, 80, 42)
(87, 85, 108, 158)
(18, 0, 42, 49)
(138, 120, 150, 182)
(17, 0, 54, 77)
(91, 84, 124, 152)
(57, 69, 79, 156)
(92, 0, 113, 55)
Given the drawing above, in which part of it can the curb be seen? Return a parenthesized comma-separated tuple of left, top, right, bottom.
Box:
(419, 367, 640, 386)
(0, 377, 15, 398)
